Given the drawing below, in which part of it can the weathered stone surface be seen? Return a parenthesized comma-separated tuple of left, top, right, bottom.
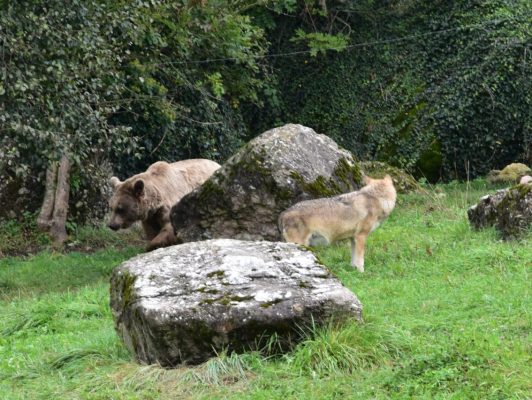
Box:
(360, 161, 420, 193)
(487, 163, 531, 184)
(171, 124, 362, 242)
(495, 184, 532, 239)
(467, 189, 508, 230)
(467, 183, 532, 239)
(110, 239, 362, 366)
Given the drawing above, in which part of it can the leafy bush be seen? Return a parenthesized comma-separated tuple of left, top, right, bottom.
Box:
(0, 0, 271, 221)
(249, 0, 531, 180)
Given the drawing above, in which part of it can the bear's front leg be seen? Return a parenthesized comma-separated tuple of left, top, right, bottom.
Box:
(146, 223, 178, 251)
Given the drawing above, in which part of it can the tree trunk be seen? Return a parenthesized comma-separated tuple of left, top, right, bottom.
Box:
(37, 155, 71, 247)
(37, 162, 58, 231)
(50, 155, 71, 246)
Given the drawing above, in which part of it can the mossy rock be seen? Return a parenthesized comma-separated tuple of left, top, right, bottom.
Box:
(495, 183, 532, 239)
(110, 240, 362, 366)
(468, 183, 532, 239)
(360, 161, 420, 193)
(171, 124, 363, 242)
(487, 163, 531, 184)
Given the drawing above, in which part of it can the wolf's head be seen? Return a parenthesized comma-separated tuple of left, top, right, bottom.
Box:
(363, 174, 393, 186)
(362, 174, 396, 199)
(107, 177, 145, 231)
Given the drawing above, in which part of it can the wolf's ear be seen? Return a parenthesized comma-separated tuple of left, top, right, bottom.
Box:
(133, 179, 144, 198)
(384, 174, 393, 182)
(362, 175, 372, 185)
(109, 176, 121, 190)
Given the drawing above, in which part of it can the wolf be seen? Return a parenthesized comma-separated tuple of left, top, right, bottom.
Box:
(108, 159, 220, 251)
(278, 175, 397, 272)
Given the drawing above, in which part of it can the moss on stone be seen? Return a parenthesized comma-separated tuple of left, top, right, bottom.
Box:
(260, 298, 284, 308)
(515, 182, 532, 197)
(289, 172, 337, 197)
(488, 163, 531, 183)
(197, 179, 225, 203)
(121, 272, 137, 308)
(206, 270, 225, 278)
(360, 161, 420, 193)
(200, 293, 254, 306)
(334, 157, 363, 189)
(196, 287, 220, 294)
(290, 156, 362, 198)
(225, 147, 289, 202)
(495, 183, 532, 239)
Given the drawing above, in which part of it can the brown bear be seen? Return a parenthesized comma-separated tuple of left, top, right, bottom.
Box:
(108, 159, 220, 251)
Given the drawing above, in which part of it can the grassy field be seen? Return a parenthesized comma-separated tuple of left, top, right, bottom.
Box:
(0, 181, 530, 399)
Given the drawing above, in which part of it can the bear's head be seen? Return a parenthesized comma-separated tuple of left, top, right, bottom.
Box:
(107, 177, 145, 231)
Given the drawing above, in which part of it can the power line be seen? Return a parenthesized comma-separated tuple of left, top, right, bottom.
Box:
(157, 15, 529, 66)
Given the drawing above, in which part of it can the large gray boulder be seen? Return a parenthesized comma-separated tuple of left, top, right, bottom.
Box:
(171, 124, 363, 242)
(110, 239, 362, 366)
(468, 183, 532, 239)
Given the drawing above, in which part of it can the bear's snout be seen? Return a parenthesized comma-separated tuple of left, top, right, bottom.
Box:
(108, 223, 120, 231)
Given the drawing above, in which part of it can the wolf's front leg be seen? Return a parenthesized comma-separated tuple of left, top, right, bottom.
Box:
(350, 235, 366, 272)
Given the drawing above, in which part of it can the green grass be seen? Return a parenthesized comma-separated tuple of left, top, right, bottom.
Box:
(0, 180, 530, 399)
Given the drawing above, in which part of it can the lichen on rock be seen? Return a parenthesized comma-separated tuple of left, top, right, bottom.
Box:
(171, 124, 363, 242)
(495, 183, 532, 239)
(110, 239, 363, 366)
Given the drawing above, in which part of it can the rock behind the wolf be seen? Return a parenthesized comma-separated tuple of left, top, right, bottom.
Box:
(487, 163, 531, 184)
(110, 239, 362, 366)
(171, 124, 363, 242)
(360, 161, 420, 193)
(468, 183, 532, 239)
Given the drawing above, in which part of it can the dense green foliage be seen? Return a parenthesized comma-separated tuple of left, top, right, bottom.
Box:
(1, 182, 530, 398)
(0, 0, 137, 218)
(253, 0, 531, 180)
(1, 0, 530, 223)
(0, 0, 270, 220)
(109, 0, 272, 174)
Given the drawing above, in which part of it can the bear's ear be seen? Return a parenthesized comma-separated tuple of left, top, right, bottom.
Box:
(109, 176, 121, 190)
(362, 175, 372, 185)
(133, 179, 144, 198)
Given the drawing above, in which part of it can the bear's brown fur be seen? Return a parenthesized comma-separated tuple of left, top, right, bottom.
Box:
(108, 159, 220, 251)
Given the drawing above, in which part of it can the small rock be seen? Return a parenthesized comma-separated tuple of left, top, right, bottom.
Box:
(487, 163, 531, 184)
(468, 184, 532, 239)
